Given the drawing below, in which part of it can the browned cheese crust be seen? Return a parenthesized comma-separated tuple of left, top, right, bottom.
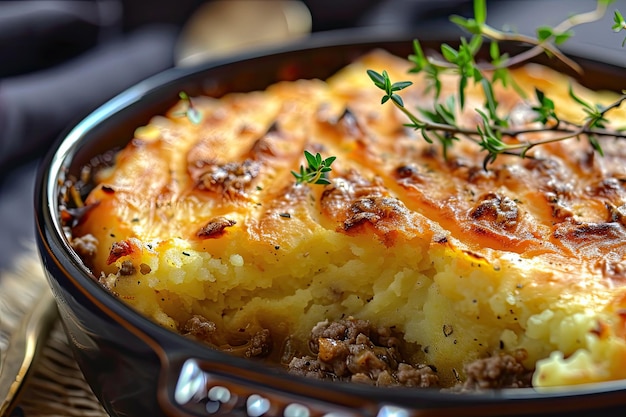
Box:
(69, 50, 626, 388)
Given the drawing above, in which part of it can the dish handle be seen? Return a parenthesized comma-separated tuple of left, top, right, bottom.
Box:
(156, 353, 414, 417)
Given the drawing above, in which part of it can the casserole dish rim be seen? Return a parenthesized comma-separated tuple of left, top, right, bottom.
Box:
(34, 27, 626, 415)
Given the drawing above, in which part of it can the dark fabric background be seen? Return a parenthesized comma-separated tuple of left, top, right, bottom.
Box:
(0, 0, 625, 271)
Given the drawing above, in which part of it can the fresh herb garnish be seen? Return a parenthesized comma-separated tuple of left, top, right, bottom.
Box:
(614, 9, 626, 46)
(177, 91, 203, 124)
(292, 150, 336, 185)
(368, 0, 626, 169)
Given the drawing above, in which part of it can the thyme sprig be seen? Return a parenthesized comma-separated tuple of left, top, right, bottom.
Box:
(177, 91, 203, 124)
(292, 150, 336, 185)
(368, 0, 626, 169)
(614, 10, 626, 46)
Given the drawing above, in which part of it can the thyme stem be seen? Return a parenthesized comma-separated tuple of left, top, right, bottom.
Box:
(388, 94, 626, 155)
(368, 0, 626, 167)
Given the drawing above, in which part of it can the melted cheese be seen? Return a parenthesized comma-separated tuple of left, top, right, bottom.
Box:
(71, 50, 626, 388)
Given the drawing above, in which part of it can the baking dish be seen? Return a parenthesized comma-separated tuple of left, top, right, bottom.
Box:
(34, 28, 626, 417)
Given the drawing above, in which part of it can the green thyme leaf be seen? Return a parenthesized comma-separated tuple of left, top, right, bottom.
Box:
(367, 0, 626, 168)
(177, 91, 203, 124)
(408, 39, 428, 72)
(474, 0, 487, 24)
(531, 88, 558, 124)
(366, 69, 386, 88)
(292, 151, 336, 185)
(391, 94, 405, 107)
(536, 26, 554, 42)
(554, 30, 573, 45)
(392, 81, 413, 91)
(450, 15, 482, 35)
(588, 135, 605, 156)
(613, 10, 625, 31)
(613, 10, 626, 46)
(568, 84, 594, 110)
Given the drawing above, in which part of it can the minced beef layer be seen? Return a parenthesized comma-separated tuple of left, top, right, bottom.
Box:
(287, 317, 439, 388)
(183, 315, 533, 389)
(287, 317, 533, 389)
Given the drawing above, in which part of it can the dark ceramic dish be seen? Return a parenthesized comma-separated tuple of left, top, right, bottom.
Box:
(35, 29, 626, 417)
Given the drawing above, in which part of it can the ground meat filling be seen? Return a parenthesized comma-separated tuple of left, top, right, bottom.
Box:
(458, 350, 533, 390)
(287, 317, 439, 388)
(287, 318, 533, 389)
(182, 315, 532, 389)
(182, 315, 217, 341)
(182, 316, 272, 359)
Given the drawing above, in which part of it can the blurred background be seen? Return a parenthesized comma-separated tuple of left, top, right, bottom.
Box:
(0, 0, 625, 271)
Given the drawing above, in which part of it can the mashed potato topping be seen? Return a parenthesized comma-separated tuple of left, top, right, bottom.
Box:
(69, 50, 626, 389)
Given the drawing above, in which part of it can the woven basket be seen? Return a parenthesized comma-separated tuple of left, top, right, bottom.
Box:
(1, 253, 108, 417)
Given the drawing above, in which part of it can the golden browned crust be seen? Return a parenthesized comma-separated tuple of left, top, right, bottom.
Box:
(69, 50, 626, 387)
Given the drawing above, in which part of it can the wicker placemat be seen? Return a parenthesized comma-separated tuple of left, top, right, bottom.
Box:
(1, 252, 108, 417)
(15, 323, 108, 417)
